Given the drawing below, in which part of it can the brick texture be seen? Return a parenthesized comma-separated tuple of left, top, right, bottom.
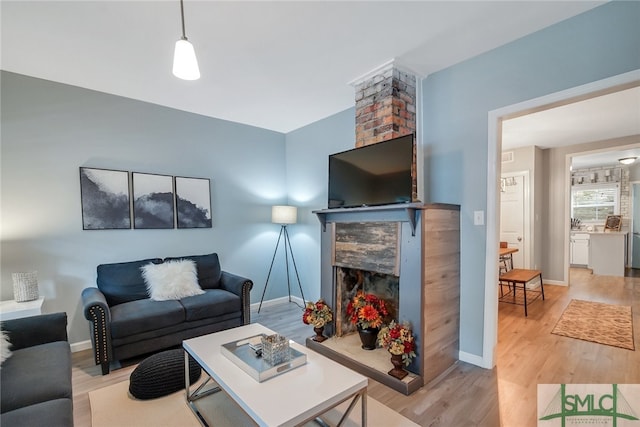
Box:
(354, 63, 418, 201)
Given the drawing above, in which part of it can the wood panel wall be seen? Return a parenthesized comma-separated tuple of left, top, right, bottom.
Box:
(421, 207, 461, 385)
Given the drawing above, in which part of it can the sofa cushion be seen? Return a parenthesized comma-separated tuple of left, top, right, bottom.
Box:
(165, 253, 221, 289)
(2, 313, 68, 351)
(180, 289, 241, 322)
(1, 398, 72, 427)
(0, 342, 71, 413)
(110, 298, 185, 339)
(1, 398, 73, 427)
(141, 259, 204, 301)
(129, 349, 201, 400)
(97, 258, 163, 306)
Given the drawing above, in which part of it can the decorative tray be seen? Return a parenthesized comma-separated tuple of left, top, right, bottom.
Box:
(220, 334, 307, 382)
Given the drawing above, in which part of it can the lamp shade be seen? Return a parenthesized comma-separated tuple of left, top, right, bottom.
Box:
(272, 205, 297, 224)
(172, 38, 200, 80)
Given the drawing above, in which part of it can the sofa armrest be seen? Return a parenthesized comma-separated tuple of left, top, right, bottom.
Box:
(219, 271, 253, 325)
(81, 287, 113, 374)
(1, 312, 68, 351)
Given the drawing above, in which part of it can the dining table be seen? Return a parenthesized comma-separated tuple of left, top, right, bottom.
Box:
(499, 246, 518, 271)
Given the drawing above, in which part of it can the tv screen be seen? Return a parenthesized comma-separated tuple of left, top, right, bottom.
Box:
(328, 134, 414, 208)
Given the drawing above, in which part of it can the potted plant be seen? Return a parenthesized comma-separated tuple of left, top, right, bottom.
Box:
(346, 290, 389, 350)
(302, 299, 333, 342)
(377, 320, 416, 379)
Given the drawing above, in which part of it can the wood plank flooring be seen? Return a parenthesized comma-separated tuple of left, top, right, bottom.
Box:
(71, 268, 639, 426)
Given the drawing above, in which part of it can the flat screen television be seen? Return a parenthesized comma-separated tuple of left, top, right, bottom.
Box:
(328, 134, 414, 208)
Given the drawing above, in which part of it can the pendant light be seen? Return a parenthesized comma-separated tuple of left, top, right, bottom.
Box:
(172, 0, 200, 80)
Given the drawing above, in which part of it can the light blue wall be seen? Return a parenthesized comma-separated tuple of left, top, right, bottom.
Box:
(0, 71, 290, 344)
(422, 1, 640, 356)
(284, 108, 355, 301)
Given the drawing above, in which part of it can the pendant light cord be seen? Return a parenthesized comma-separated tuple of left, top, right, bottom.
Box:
(179, 0, 187, 40)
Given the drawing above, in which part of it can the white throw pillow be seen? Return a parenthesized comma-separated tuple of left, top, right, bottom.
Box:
(141, 259, 205, 301)
(0, 329, 12, 367)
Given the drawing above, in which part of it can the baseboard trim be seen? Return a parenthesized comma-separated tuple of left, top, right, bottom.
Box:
(544, 279, 567, 286)
(70, 339, 92, 353)
(459, 350, 487, 368)
(251, 296, 305, 310)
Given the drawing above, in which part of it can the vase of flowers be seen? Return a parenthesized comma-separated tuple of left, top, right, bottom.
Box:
(346, 291, 389, 350)
(302, 299, 333, 342)
(377, 320, 416, 379)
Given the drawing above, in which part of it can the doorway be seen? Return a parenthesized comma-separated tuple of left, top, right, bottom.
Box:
(500, 171, 530, 269)
(483, 70, 640, 370)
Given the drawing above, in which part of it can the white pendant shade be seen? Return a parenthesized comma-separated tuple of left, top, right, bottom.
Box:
(172, 38, 200, 80)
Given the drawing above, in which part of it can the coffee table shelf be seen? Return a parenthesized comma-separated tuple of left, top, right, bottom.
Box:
(184, 323, 368, 426)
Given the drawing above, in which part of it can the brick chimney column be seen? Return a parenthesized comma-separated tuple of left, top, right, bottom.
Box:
(354, 62, 416, 147)
(352, 61, 418, 201)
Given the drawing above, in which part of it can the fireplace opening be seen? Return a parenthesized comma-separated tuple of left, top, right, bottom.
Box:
(334, 267, 399, 337)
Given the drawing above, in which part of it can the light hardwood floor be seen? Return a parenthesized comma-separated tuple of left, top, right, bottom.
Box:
(71, 269, 639, 426)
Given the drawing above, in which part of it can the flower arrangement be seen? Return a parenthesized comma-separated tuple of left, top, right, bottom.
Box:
(377, 320, 416, 366)
(346, 291, 389, 329)
(302, 299, 333, 328)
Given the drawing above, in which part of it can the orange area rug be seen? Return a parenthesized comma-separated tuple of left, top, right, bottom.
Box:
(551, 299, 634, 350)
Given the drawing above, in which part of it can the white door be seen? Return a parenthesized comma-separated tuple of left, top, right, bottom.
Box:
(500, 173, 527, 268)
(632, 183, 640, 268)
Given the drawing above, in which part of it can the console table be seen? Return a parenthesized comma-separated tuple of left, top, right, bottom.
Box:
(0, 297, 44, 321)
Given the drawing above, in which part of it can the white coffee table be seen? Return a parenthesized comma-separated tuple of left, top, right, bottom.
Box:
(183, 323, 368, 426)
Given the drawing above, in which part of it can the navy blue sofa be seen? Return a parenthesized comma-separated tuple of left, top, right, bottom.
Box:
(81, 253, 252, 374)
(0, 313, 73, 427)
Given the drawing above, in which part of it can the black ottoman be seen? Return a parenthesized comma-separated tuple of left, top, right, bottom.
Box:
(129, 349, 202, 400)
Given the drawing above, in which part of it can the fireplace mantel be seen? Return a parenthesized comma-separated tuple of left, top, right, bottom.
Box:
(310, 203, 460, 394)
(313, 202, 425, 235)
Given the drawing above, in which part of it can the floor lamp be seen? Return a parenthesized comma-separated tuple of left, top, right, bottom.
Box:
(258, 205, 306, 313)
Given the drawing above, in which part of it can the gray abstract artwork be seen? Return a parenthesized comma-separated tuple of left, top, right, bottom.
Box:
(132, 173, 174, 229)
(80, 168, 131, 230)
(175, 177, 212, 228)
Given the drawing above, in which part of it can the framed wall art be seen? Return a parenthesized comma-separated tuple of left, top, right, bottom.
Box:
(175, 176, 212, 228)
(132, 172, 174, 229)
(80, 167, 131, 230)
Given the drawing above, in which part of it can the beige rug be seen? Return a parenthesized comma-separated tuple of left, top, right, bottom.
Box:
(551, 299, 635, 350)
(89, 380, 418, 427)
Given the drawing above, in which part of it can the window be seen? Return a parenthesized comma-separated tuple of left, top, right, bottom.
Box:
(571, 183, 620, 223)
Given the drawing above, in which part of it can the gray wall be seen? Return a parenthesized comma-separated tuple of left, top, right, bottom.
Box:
(1, 72, 290, 344)
(421, 1, 640, 357)
(534, 147, 544, 274)
(627, 161, 640, 182)
(284, 107, 356, 302)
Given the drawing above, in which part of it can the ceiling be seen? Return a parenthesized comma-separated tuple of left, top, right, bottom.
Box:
(502, 86, 640, 169)
(0, 0, 606, 134)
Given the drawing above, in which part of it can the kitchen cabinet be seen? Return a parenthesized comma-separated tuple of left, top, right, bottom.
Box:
(570, 233, 590, 266)
(589, 231, 628, 277)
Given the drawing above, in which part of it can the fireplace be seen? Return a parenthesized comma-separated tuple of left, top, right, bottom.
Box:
(334, 267, 399, 337)
(309, 203, 460, 395)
